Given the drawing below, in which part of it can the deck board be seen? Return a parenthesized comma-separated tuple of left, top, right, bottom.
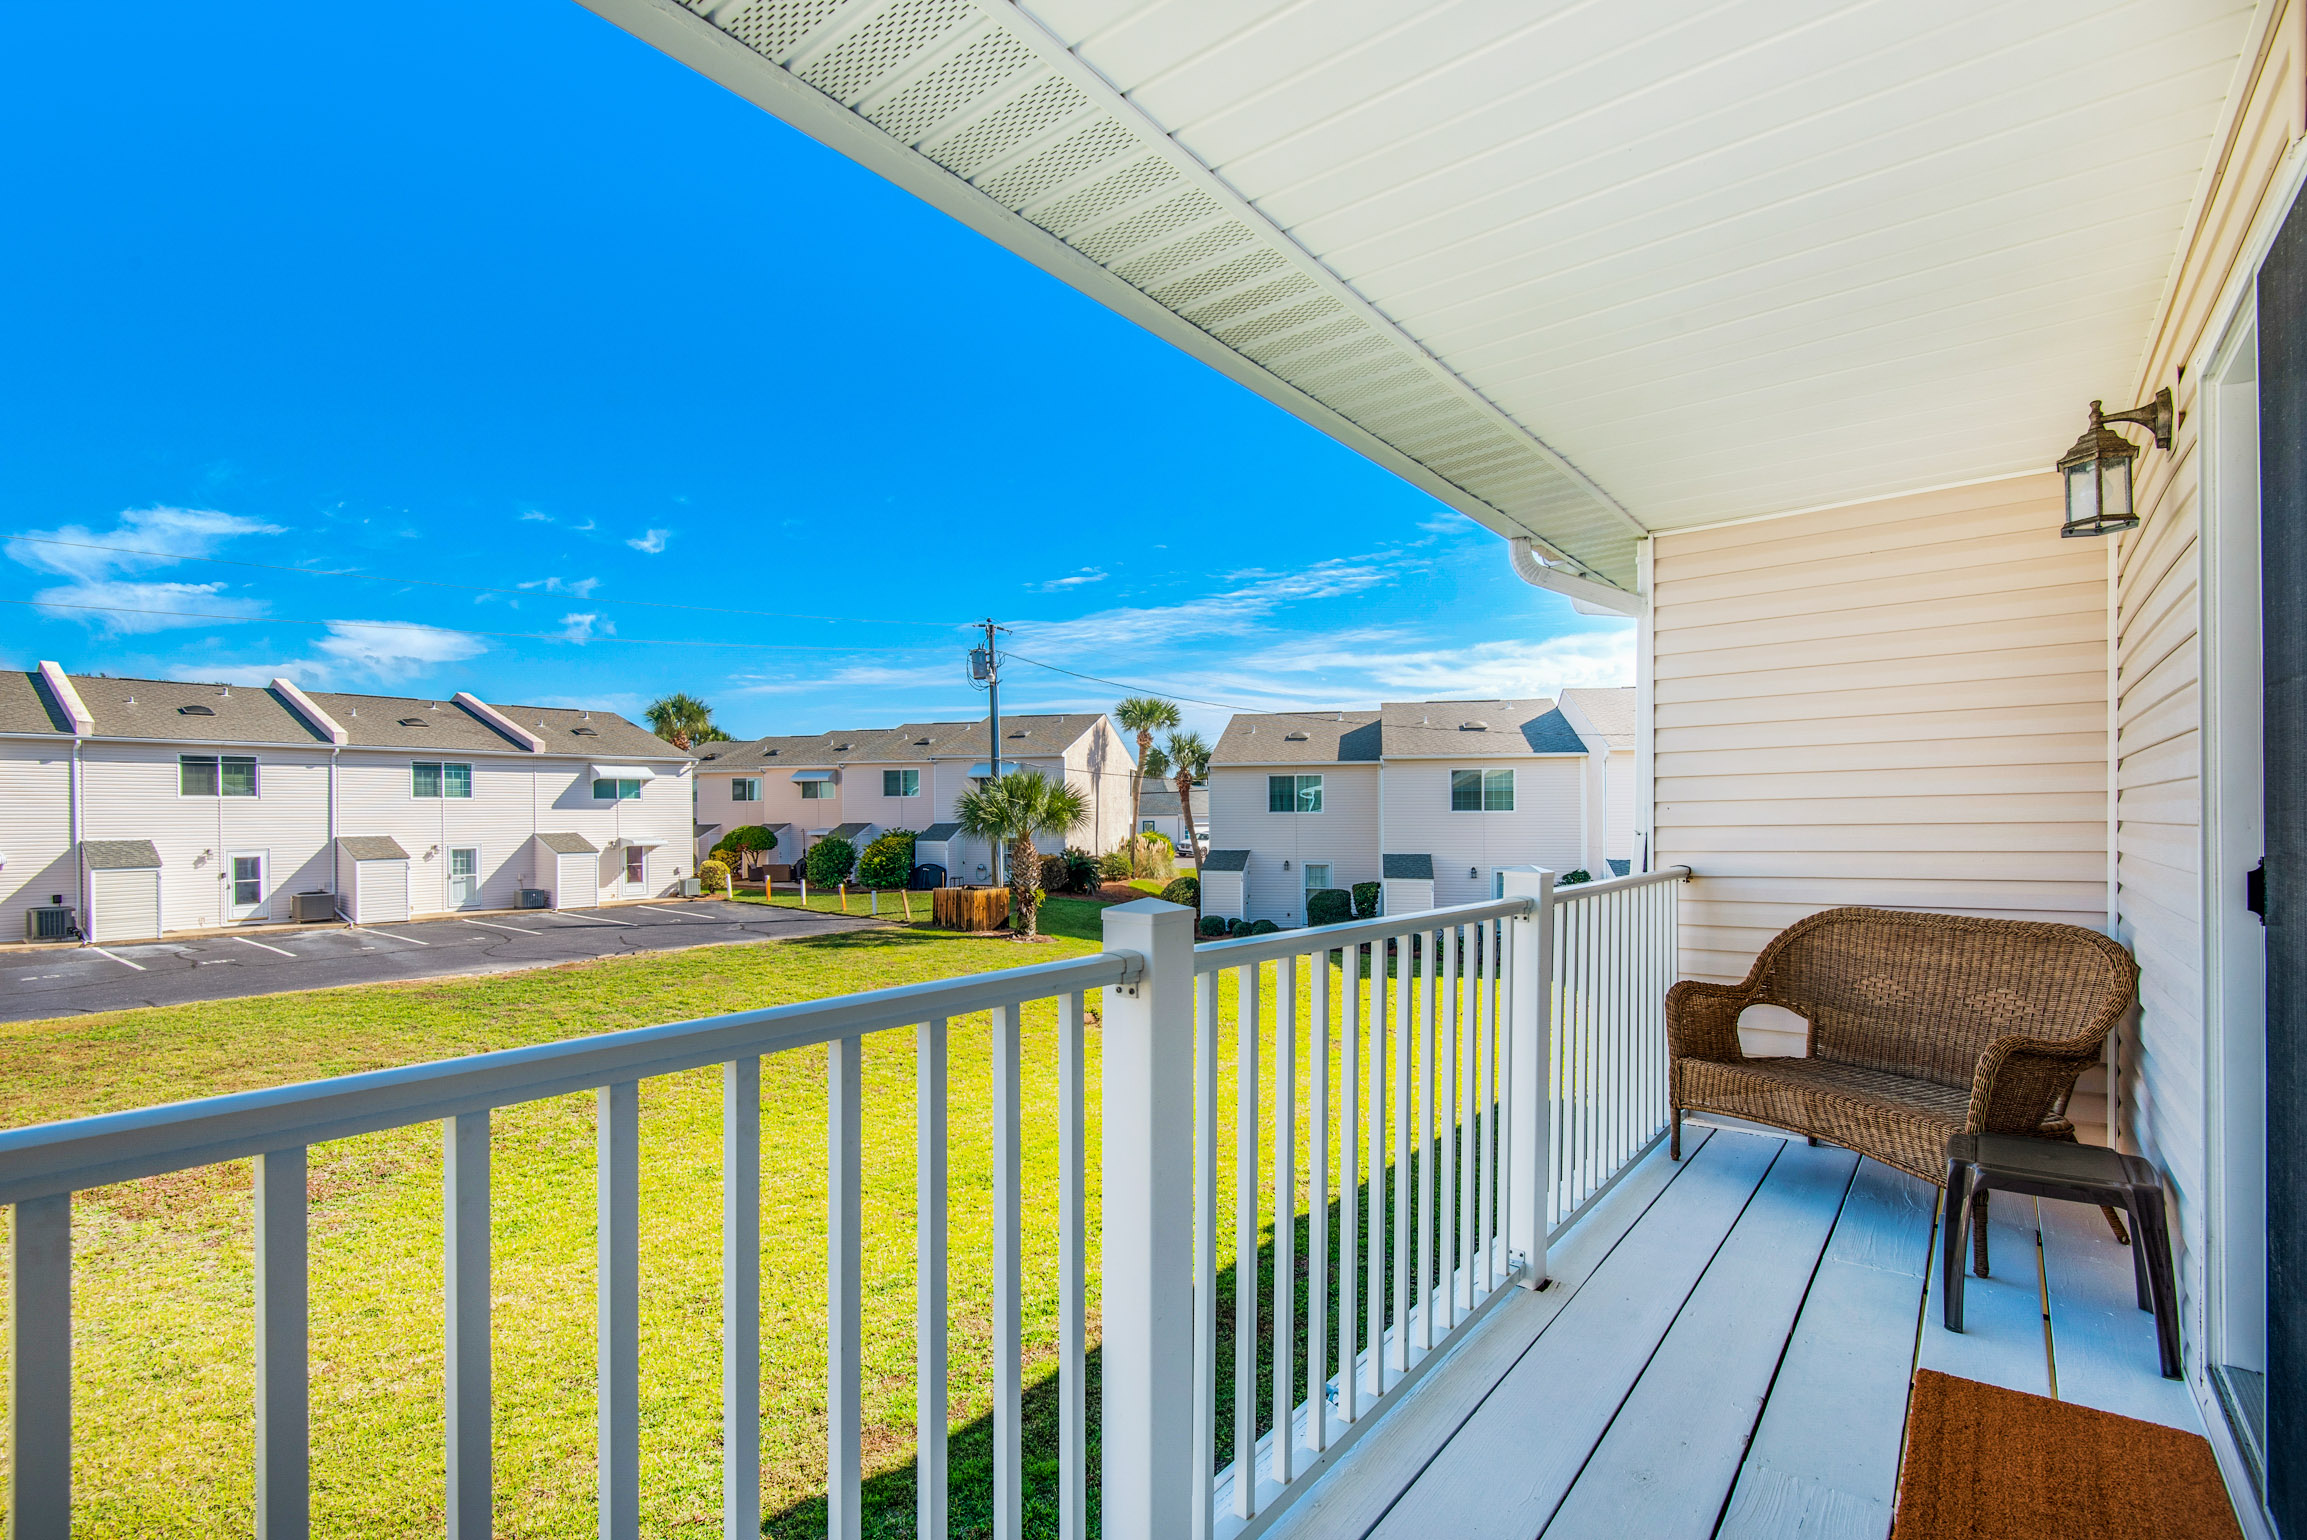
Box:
(1716, 1161, 1937, 1540)
(1915, 1190, 2051, 1397)
(1261, 1129, 1714, 1540)
(1362, 1131, 1782, 1539)
(2039, 1197, 2203, 1431)
(1541, 1140, 1858, 1539)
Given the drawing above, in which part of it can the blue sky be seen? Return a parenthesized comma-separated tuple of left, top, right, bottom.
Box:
(0, 0, 1630, 743)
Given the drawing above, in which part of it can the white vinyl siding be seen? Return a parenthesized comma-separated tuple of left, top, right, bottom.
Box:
(1651, 477, 2113, 1065)
(413, 762, 473, 798)
(1208, 764, 1380, 926)
(0, 744, 74, 944)
(1382, 758, 1584, 909)
(88, 867, 160, 942)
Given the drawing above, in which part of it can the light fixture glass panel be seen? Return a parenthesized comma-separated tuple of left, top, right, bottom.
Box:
(2065, 461, 2097, 527)
(2103, 455, 2133, 520)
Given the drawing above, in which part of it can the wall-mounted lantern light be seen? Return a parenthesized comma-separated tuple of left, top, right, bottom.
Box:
(2057, 389, 2172, 537)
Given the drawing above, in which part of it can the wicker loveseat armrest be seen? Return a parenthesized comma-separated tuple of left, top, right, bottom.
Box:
(1666, 979, 1753, 1063)
(1965, 1033, 2112, 1136)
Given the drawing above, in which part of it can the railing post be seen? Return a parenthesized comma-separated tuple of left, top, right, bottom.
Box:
(1499, 867, 1555, 1288)
(1098, 898, 1197, 1540)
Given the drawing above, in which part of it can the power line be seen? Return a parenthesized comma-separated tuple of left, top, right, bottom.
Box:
(999, 649, 1395, 731)
(2, 534, 977, 630)
(0, 596, 933, 653)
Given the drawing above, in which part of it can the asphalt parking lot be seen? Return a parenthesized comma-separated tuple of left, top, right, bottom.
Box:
(0, 900, 879, 1022)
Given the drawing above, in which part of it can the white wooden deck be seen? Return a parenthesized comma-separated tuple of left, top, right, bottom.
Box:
(1266, 1124, 2201, 1540)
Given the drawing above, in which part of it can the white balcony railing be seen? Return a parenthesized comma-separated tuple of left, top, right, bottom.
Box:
(0, 864, 1687, 1540)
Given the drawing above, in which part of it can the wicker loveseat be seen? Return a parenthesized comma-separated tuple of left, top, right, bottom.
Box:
(1666, 908, 2139, 1198)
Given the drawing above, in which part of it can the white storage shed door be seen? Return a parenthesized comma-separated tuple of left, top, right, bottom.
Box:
(89, 868, 161, 943)
(357, 860, 410, 925)
(557, 852, 598, 909)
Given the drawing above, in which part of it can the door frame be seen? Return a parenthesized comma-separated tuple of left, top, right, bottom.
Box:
(2200, 295, 2269, 1455)
(225, 849, 268, 922)
(447, 844, 482, 910)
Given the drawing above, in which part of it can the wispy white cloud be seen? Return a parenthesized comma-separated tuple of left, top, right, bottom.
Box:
(7, 504, 284, 581)
(557, 612, 601, 644)
(1037, 567, 1107, 591)
(518, 510, 552, 523)
(311, 619, 488, 680)
(626, 528, 670, 554)
(30, 579, 269, 634)
(520, 575, 600, 598)
(1010, 558, 1398, 652)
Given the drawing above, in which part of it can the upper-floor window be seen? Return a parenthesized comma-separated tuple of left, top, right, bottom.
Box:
(884, 769, 920, 798)
(593, 777, 644, 801)
(181, 754, 257, 797)
(731, 777, 760, 802)
(1268, 774, 1324, 814)
(413, 761, 473, 799)
(1450, 768, 1514, 812)
(800, 779, 835, 800)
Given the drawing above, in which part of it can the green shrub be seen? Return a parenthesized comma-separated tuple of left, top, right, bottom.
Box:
(1247, 918, 1280, 936)
(804, 837, 856, 886)
(1305, 888, 1351, 927)
(1559, 869, 1592, 886)
(1039, 848, 1101, 895)
(856, 830, 916, 890)
(1227, 918, 1252, 937)
(1197, 915, 1228, 938)
(698, 858, 730, 895)
(1098, 849, 1133, 881)
(1351, 882, 1382, 919)
(1040, 852, 1072, 893)
(1158, 876, 1200, 908)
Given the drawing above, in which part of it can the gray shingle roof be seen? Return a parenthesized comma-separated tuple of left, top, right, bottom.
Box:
(1137, 778, 1210, 819)
(1382, 853, 1434, 880)
(61, 676, 329, 745)
(1201, 849, 1251, 872)
(918, 822, 962, 842)
(1560, 687, 1636, 750)
(83, 839, 161, 869)
(337, 836, 409, 861)
(733, 714, 1102, 768)
(302, 692, 680, 758)
(1377, 699, 1584, 758)
(696, 821, 721, 838)
(536, 832, 599, 855)
(827, 822, 873, 841)
(0, 672, 76, 735)
(1212, 712, 1381, 766)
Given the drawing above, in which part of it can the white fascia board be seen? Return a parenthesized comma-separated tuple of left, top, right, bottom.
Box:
(271, 678, 348, 745)
(573, 0, 1642, 599)
(454, 691, 545, 752)
(36, 662, 94, 736)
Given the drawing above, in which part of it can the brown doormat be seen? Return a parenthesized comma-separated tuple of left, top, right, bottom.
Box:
(1891, 1369, 2243, 1540)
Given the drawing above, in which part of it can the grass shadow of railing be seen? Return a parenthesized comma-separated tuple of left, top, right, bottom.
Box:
(761, 1126, 1498, 1538)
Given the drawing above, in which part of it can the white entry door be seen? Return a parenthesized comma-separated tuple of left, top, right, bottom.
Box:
(448, 847, 481, 909)
(622, 845, 648, 894)
(227, 851, 267, 921)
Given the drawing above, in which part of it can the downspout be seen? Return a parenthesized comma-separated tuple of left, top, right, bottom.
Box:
(1506, 535, 1644, 618)
(69, 737, 84, 935)
(328, 747, 340, 906)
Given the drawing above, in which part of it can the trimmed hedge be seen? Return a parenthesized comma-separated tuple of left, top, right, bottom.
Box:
(1560, 868, 1593, 885)
(1158, 876, 1200, 907)
(1198, 915, 1228, 938)
(856, 831, 917, 890)
(1098, 849, 1133, 881)
(1351, 882, 1382, 919)
(698, 858, 730, 895)
(1305, 887, 1351, 927)
(1246, 918, 1280, 936)
(804, 837, 856, 886)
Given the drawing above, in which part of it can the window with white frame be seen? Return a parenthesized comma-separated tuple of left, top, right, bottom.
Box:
(592, 777, 643, 801)
(181, 754, 258, 797)
(1304, 862, 1332, 893)
(800, 779, 834, 800)
(730, 777, 760, 802)
(1450, 768, 1515, 812)
(1267, 774, 1324, 813)
(413, 761, 473, 799)
(883, 769, 920, 797)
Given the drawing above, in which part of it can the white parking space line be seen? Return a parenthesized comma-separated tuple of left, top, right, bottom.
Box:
(234, 935, 298, 958)
(630, 906, 714, 921)
(460, 918, 542, 937)
(352, 926, 429, 946)
(556, 913, 637, 927)
(84, 946, 145, 971)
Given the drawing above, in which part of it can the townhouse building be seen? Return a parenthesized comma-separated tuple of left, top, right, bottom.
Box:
(1203, 691, 1634, 926)
(0, 662, 692, 942)
(693, 711, 1134, 883)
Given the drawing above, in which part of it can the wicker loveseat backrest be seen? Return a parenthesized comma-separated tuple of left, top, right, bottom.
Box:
(1750, 908, 2137, 1091)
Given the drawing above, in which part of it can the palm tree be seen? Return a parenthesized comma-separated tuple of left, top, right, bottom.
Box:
(1164, 728, 1211, 866)
(953, 770, 1090, 938)
(1113, 696, 1180, 873)
(644, 692, 732, 752)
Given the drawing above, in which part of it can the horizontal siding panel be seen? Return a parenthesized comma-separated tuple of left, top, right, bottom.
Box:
(1659, 763, 2104, 803)
(1654, 612, 2110, 682)
(1654, 555, 2100, 634)
(1654, 582, 2105, 659)
(1661, 821, 2106, 855)
(1676, 873, 2105, 915)
(1655, 520, 2091, 607)
(1653, 731, 2106, 775)
(1654, 704, 2107, 753)
(1657, 673, 2108, 730)
(1656, 791, 2103, 827)
(1656, 640, 2108, 703)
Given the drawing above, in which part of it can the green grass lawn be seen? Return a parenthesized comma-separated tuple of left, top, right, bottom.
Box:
(0, 896, 1487, 1537)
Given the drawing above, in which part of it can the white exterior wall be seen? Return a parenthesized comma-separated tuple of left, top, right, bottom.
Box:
(695, 770, 773, 862)
(1206, 763, 1381, 927)
(78, 741, 334, 931)
(1379, 756, 1588, 909)
(843, 761, 935, 839)
(1603, 749, 1637, 865)
(1061, 719, 1137, 855)
(0, 740, 75, 942)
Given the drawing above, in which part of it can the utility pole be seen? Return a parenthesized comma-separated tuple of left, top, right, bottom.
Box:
(971, 620, 1003, 885)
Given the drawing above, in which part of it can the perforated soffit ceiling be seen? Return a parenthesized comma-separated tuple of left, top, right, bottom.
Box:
(582, 0, 2253, 594)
